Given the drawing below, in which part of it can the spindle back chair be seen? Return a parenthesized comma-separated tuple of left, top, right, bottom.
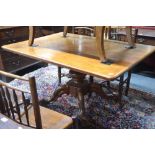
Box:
(0, 71, 73, 129)
(0, 70, 42, 128)
(72, 26, 96, 36)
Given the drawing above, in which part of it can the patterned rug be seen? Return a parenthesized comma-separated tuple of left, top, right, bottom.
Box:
(9, 65, 155, 129)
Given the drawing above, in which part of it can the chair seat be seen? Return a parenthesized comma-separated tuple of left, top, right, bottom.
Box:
(21, 106, 73, 129)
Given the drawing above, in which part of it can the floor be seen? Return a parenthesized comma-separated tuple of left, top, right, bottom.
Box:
(130, 73, 155, 94)
(8, 64, 155, 128)
(112, 71, 155, 95)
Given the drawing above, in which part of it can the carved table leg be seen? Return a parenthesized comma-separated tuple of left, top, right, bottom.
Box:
(51, 70, 89, 116)
(67, 71, 89, 116)
(51, 84, 69, 101)
(90, 82, 117, 101)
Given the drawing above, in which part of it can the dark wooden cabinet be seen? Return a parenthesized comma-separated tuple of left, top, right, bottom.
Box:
(0, 26, 63, 81)
(0, 27, 43, 74)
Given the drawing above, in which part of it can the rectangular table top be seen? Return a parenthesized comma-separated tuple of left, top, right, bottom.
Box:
(2, 32, 155, 80)
(0, 113, 30, 129)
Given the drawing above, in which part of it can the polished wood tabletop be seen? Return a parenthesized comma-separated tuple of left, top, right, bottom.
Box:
(2, 32, 155, 80)
(0, 113, 31, 129)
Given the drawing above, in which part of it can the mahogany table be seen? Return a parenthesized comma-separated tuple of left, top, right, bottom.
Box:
(2, 32, 155, 116)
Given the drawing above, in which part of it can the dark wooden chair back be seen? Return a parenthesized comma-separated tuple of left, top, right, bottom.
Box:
(72, 26, 96, 36)
(0, 71, 42, 128)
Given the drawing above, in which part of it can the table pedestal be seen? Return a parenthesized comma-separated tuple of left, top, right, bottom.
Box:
(51, 70, 89, 116)
(51, 70, 132, 117)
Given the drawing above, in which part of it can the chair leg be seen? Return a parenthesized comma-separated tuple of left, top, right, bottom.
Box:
(88, 76, 94, 97)
(58, 66, 61, 85)
(71, 116, 80, 129)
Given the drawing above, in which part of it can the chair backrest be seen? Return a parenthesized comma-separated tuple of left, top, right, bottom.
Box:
(0, 71, 42, 128)
(72, 26, 96, 36)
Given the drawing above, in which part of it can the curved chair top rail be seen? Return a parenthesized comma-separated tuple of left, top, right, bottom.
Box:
(0, 80, 30, 94)
(74, 26, 95, 31)
(0, 70, 28, 81)
(0, 70, 42, 129)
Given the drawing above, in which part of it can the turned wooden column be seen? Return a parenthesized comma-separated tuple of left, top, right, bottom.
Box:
(51, 70, 89, 116)
(67, 70, 89, 116)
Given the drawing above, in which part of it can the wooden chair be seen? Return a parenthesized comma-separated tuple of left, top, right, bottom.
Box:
(29, 26, 95, 85)
(29, 26, 134, 84)
(60, 26, 113, 84)
(58, 26, 96, 84)
(109, 26, 138, 44)
(0, 70, 73, 129)
(72, 26, 96, 36)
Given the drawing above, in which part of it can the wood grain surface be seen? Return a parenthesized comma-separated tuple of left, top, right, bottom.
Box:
(2, 32, 155, 80)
